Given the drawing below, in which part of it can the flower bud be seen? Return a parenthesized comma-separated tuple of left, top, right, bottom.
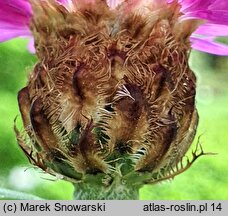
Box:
(15, 0, 207, 195)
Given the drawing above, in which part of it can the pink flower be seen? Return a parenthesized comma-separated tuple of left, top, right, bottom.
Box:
(0, 0, 33, 51)
(178, 0, 228, 55)
(0, 0, 228, 55)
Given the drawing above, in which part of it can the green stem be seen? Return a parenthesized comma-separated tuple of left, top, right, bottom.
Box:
(73, 175, 140, 200)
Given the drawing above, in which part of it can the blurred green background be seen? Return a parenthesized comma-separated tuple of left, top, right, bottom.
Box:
(0, 39, 227, 200)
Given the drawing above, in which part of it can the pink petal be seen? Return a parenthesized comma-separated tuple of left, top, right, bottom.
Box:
(185, 10, 228, 25)
(190, 36, 228, 56)
(195, 23, 228, 37)
(0, 0, 32, 41)
(0, 0, 33, 52)
(181, 0, 213, 11)
(27, 37, 35, 54)
(0, 0, 32, 19)
(0, 29, 31, 42)
(209, 0, 228, 10)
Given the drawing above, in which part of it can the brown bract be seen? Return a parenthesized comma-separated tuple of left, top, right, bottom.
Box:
(15, 0, 203, 184)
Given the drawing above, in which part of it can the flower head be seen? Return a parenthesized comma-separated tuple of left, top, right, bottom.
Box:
(1, 0, 227, 198)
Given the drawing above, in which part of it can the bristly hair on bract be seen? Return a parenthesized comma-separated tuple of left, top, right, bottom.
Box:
(0, 0, 226, 189)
